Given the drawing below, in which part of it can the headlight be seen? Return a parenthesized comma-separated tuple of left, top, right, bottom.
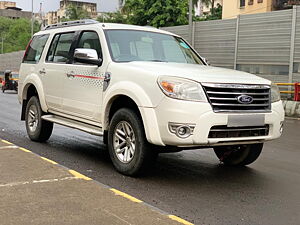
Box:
(157, 76, 207, 102)
(271, 83, 281, 103)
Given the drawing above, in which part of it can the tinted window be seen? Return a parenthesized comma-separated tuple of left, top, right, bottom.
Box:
(46, 35, 60, 62)
(105, 30, 202, 64)
(47, 32, 75, 63)
(23, 34, 49, 64)
(77, 31, 102, 58)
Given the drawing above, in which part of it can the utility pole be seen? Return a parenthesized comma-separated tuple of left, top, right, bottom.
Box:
(189, 0, 193, 44)
(1, 37, 4, 54)
(31, 0, 34, 37)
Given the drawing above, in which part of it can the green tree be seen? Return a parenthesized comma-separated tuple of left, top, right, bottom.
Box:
(0, 17, 39, 54)
(97, 11, 129, 24)
(64, 4, 90, 21)
(122, 0, 189, 28)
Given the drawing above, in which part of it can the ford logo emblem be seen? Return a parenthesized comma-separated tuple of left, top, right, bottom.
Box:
(237, 95, 253, 104)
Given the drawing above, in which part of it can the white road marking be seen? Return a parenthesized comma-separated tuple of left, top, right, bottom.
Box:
(0, 145, 19, 150)
(0, 176, 79, 188)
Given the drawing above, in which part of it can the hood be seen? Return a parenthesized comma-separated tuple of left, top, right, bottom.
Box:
(123, 62, 271, 85)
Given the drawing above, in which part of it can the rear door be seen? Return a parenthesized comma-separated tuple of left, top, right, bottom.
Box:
(61, 30, 106, 122)
(20, 34, 49, 100)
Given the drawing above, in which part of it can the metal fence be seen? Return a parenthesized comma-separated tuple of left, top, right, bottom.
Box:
(162, 6, 300, 86)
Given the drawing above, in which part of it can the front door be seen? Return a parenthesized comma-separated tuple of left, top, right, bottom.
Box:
(61, 30, 105, 122)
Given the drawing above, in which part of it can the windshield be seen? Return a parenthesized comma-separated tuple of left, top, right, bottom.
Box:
(105, 30, 203, 64)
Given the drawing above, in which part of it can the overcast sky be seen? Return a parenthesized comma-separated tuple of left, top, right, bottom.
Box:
(13, 0, 119, 13)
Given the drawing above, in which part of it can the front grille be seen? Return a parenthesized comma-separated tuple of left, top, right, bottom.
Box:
(202, 83, 271, 113)
(208, 125, 269, 139)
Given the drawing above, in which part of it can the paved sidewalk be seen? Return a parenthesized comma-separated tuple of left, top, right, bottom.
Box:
(0, 139, 191, 225)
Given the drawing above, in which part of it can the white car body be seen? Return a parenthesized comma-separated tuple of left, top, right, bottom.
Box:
(18, 21, 284, 175)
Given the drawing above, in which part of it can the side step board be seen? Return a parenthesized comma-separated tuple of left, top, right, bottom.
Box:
(41, 115, 103, 136)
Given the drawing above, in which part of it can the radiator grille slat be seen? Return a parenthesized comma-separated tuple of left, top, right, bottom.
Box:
(202, 83, 271, 113)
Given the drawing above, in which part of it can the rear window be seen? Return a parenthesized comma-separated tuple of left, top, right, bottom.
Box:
(23, 34, 49, 64)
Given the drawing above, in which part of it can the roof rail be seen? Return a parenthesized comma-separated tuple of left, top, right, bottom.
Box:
(43, 19, 99, 30)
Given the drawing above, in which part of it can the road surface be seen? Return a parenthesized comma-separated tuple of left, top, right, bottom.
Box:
(0, 91, 299, 225)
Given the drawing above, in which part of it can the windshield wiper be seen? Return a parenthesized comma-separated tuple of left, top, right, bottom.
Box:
(148, 60, 167, 62)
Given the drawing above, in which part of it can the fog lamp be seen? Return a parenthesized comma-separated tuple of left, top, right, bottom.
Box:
(168, 123, 196, 139)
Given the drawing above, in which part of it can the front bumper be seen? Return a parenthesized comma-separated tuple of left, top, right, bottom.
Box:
(141, 97, 284, 147)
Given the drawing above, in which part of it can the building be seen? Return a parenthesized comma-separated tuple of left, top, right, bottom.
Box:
(0, 1, 32, 19)
(0, 7, 32, 19)
(195, 0, 223, 16)
(0, 1, 15, 9)
(43, 11, 58, 26)
(222, 0, 300, 19)
(0, 1, 40, 20)
(44, 0, 98, 25)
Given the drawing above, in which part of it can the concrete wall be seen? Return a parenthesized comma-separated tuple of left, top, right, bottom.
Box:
(0, 51, 24, 72)
(283, 100, 300, 117)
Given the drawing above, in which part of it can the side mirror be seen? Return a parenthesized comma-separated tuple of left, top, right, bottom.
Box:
(202, 57, 210, 66)
(74, 48, 102, 66)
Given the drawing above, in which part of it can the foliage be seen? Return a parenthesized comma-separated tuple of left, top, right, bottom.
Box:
(122, 0, 189, 28)
(63, 4, 90, 21)
(0, 17, 40, 54)
(97, 11, 129, 24)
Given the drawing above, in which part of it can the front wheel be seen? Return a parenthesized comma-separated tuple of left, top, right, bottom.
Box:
(25, 96, 53, 142)
(108, 108, 157, 176)
(214, 143, 263, 166)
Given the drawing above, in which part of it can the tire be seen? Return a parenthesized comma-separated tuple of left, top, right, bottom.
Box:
(108, 108, 157, 176)
(25, 96, 53, 142)
(214, 143, 263, 166)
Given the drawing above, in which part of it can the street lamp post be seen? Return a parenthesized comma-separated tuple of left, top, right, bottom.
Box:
(189, 0, 193, 44)
(31, 0, 34, 37)
(1, 36, 4, 54)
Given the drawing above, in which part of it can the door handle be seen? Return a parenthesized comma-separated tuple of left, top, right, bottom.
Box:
(66, 71, 75, 78)
(39, 69, 46, 75)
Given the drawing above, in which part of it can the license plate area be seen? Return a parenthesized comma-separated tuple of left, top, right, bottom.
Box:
(227, 114, 265, 127)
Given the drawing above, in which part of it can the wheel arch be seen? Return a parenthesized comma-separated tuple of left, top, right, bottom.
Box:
(21, 80, 47, 120)
(102, 92, 164, 146)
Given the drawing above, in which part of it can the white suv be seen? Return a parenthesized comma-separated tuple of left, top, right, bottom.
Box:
(18, 20, 284, 176)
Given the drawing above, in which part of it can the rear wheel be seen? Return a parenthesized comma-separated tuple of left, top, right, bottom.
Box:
(108, 108, 157, 176)
(214, 143, 263, 166)
(25, 96, 53, 142)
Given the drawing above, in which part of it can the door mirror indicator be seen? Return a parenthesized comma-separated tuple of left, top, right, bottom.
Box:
(74, 48, 103, 66)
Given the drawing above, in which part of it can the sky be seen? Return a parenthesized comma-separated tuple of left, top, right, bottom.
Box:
(12, 0, 119, 13)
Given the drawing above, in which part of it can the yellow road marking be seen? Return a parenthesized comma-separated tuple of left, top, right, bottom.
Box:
(168, 215, 194, 225)
(69, 170, 92, 181)
(19, 147, 32, 153)
(110, 188, 143, 203)
(1, 140, 12, 145)
(41, 157, 58, 165)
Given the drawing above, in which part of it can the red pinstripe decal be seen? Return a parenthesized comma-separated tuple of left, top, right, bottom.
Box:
(74, 75, 104, 80)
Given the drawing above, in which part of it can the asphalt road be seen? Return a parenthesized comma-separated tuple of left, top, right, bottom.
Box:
(0, 90, 299, 225)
